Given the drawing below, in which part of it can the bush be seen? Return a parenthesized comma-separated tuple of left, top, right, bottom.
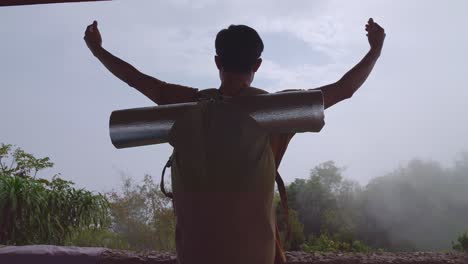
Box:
(275, 199, 305, 250)
(301, 233, 371, 253)
(0, 143, 109, 245)
(452, 231, 468, 252)
(107, 175, 176, 251)
(65, 228, 129, 249)
(301, 233, 339, 252)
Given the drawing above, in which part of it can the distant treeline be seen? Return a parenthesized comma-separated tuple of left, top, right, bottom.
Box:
(1, 143, 468, 252)
(279, 156, 468, 252)
(74, 153, 468, 252)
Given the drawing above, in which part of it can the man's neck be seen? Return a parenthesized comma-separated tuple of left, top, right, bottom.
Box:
(219, 72, 253, 96)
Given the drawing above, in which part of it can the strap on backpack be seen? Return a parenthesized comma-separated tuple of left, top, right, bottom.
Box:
(276, 171, 291, 243)
(160, 155, 174, 199)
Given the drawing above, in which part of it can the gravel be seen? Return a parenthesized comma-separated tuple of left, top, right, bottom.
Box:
(98, 250, 468, 264)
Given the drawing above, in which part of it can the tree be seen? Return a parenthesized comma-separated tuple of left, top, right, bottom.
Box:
(0, 143, 109, 245)
(107, 174, 176, 251)
(275, 192, 305, 250)
(286, 161, 344, 239)
(452, 231, 468, 252)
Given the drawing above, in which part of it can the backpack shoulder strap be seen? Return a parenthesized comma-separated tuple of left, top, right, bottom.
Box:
(160, 155, 174, 199)
(275, 170, 291, 243)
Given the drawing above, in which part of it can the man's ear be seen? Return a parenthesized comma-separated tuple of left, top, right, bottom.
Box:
(215, 55, 222, 70)
(253, 58, 262, 72)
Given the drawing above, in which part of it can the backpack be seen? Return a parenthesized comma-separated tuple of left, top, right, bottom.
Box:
(159, 89, 290, 264)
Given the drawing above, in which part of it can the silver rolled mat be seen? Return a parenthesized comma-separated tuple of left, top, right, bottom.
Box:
(110, 90, 324, 149)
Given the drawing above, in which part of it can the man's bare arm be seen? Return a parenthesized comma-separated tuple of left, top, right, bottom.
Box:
(314, 18, 386, 109)
(83, 21, 197, 105)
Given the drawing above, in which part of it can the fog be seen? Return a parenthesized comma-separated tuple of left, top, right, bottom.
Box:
(285, 154, 468, 251)
(362, 154, 468, 250)
(1, 1, 467, 199)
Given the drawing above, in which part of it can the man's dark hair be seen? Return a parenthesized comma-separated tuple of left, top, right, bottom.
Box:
(215, 25, 264, 73)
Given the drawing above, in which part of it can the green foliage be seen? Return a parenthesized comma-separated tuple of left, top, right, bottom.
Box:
(279, 161, 372, 252)
(65, 228, 129, 249)
(284, 157, 468, 252)
(275, 203, 305, 250)
(107, 175, 176, 251)
(301, 234, 337, 252)
(452, 231, 468, 252)
(285, 161, 362, 247)
(0, 143, 109, 245)
(4, 142, 468, 253)
(301, 233, 370, 253)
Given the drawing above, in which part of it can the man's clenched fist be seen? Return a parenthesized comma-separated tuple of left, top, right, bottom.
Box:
(84, 21, 102, 55)
(365, 18, 386, 53)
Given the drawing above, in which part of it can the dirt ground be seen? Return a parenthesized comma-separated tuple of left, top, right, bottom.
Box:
(99, 250, 468, 264)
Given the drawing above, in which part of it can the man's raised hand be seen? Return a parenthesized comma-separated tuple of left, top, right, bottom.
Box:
(365, 18, 385, 53)
(84, 21, 102, 55)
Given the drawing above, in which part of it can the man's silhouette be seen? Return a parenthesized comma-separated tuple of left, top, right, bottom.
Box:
(84, 19, 385, 264)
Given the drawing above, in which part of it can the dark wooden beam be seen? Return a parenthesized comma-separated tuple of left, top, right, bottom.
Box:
(0, 0, 110, 6)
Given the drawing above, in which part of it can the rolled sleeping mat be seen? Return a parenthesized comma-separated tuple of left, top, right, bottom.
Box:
(110, 90, 324, 149)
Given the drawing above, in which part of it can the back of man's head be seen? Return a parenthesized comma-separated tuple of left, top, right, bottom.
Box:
(215, 25, 264, 74)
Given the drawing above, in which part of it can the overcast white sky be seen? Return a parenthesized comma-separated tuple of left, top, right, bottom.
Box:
(1, 0, 467, 192)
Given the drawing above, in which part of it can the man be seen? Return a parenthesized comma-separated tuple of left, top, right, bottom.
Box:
(84, 19, 385, 264)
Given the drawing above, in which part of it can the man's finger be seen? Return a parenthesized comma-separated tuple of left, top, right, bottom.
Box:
(374, 23, 384, 32)
(369, 23, 380, 33)
(369, 18, 374, 24)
